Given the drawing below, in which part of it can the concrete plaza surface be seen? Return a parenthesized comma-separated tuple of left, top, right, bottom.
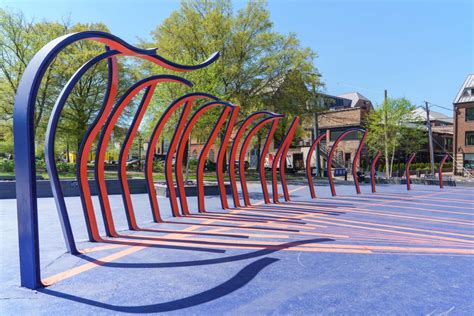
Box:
(1, 182, 473, 314)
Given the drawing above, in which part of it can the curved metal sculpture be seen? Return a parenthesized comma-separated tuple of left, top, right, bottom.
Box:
(45, 50, 119, 250)
(370, 151, 382, 193)
(174, 101, 236, 215)
(13, 30, 322, 291)
(305, 133, 327, 198)
(238, 116, 282, 206)
(144, 93, 219, 222)
(228, 111, 280, 208)
(272, 117, 300, 203)
(438, 154, 449, 189)
(257, 118, 282, 204)
(74, 51, 119, 243)
(98, 76, 193, 237)
(13, 31, 219, 289)
(405, 153, 416, 191)
(216, 106, 240, 209)
(327, 128, 368, 196)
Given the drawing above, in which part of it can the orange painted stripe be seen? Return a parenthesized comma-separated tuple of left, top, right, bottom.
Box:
(300, 243, 474, 255)
(298, 211, 474, 239)
(291, 202, 474, 227)
(303, 217, 474, 244)
(80, 244, 126, 254)
(43, 246, 145, 286)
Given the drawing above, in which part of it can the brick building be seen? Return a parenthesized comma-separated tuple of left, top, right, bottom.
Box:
(187, 91, 374, 173)
(453, 74, 474, 175)
(315, 92, 373, 170)
(412, 107, 453, 163)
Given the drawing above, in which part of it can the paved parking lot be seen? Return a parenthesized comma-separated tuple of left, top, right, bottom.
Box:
(1, 183, 473, 314)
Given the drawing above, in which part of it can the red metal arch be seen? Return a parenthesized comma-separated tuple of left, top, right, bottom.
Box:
(370, 151, 382, 193)
(76, 56, 119, 242)
(305, 133, 327, 199)
(144, 93, 218, 222)
(406, 153, 416, 191)
(327, 128, 368, 196)
(216, 107, 240, 209)
(272, 117, 300, 203)
(95, 77, 191, 237)
(196, 106, 233, 212)
(228, 111, 279, 208)
(239, 116, 281, 206)
(438, 154, 449, 189)
(118, 86, 155, 231)
(174, 102, 235, 215)
(258, 119, 281, 204)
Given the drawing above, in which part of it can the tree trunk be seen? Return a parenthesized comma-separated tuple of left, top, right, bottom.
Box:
(66, 141, 70, 163)
(383, 102, 390, 178)
(390, 149, 395, 179)
(384, 149, 390, 179)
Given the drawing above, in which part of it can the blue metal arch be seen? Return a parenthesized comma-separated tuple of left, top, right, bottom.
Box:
(13, 31, 218, 289)
(44, 49, 120, 255)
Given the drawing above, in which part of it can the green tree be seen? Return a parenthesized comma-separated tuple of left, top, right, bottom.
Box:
(140, 0, 320, 139)
(365, 97, 426, 178)
(0, 9, 137, 161)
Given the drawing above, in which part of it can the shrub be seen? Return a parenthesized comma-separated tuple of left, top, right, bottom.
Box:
(0, 159, 14, 172)
(35, 159, 46, 171)
(153, 160, 164, 173)
(56, 162, 76, 173)
(204, 159, 216, 171)
(188, 158, 198, 167)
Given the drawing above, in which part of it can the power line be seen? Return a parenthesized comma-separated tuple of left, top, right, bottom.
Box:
(334, 82, 385, 95)
(425, 101, 453, 112)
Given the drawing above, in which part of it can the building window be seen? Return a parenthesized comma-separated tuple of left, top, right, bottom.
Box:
(330, 130, 360, 141)
(192, 150, 198, 159)
(466, 131, 474, 146)
(209, 149, 215, 162)
(464, 153, 474, 169)
(463, 88, 474, 97)
(466, 107, 474, 121)
(445, 137, 453, 150)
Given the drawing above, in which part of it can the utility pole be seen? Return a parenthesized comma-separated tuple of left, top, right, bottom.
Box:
(383, 89, 390, 177)
(310, 82, 321, 177)
(424, 101, 435, 175)
(314, 98, 321, 176)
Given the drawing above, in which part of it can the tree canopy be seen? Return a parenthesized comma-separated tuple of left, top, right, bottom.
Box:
(139, 0, 321, 141)
(0, 1, 321, 160)
(365, 97, 427, 177)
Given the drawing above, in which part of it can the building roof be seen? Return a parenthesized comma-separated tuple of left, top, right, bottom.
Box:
(318, 93, 352, 108)
(412, 108, 453, 124)
(454, 74, 474, 104)
(336, 92, 373, 110)
(432, 125, 453, 135)
(337, 92, 370, 103)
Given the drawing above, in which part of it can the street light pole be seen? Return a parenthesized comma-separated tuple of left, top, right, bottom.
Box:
(314, 97, 321, 176)
(424, 101, 435, 175)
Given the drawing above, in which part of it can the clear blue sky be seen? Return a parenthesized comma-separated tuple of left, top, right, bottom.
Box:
(1, 0, 472, 116)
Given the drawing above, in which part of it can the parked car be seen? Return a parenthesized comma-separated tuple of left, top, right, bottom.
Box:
(226, 161, 250, 172)
(126, 159, 140, 166)
(153, 154, 175, 166)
